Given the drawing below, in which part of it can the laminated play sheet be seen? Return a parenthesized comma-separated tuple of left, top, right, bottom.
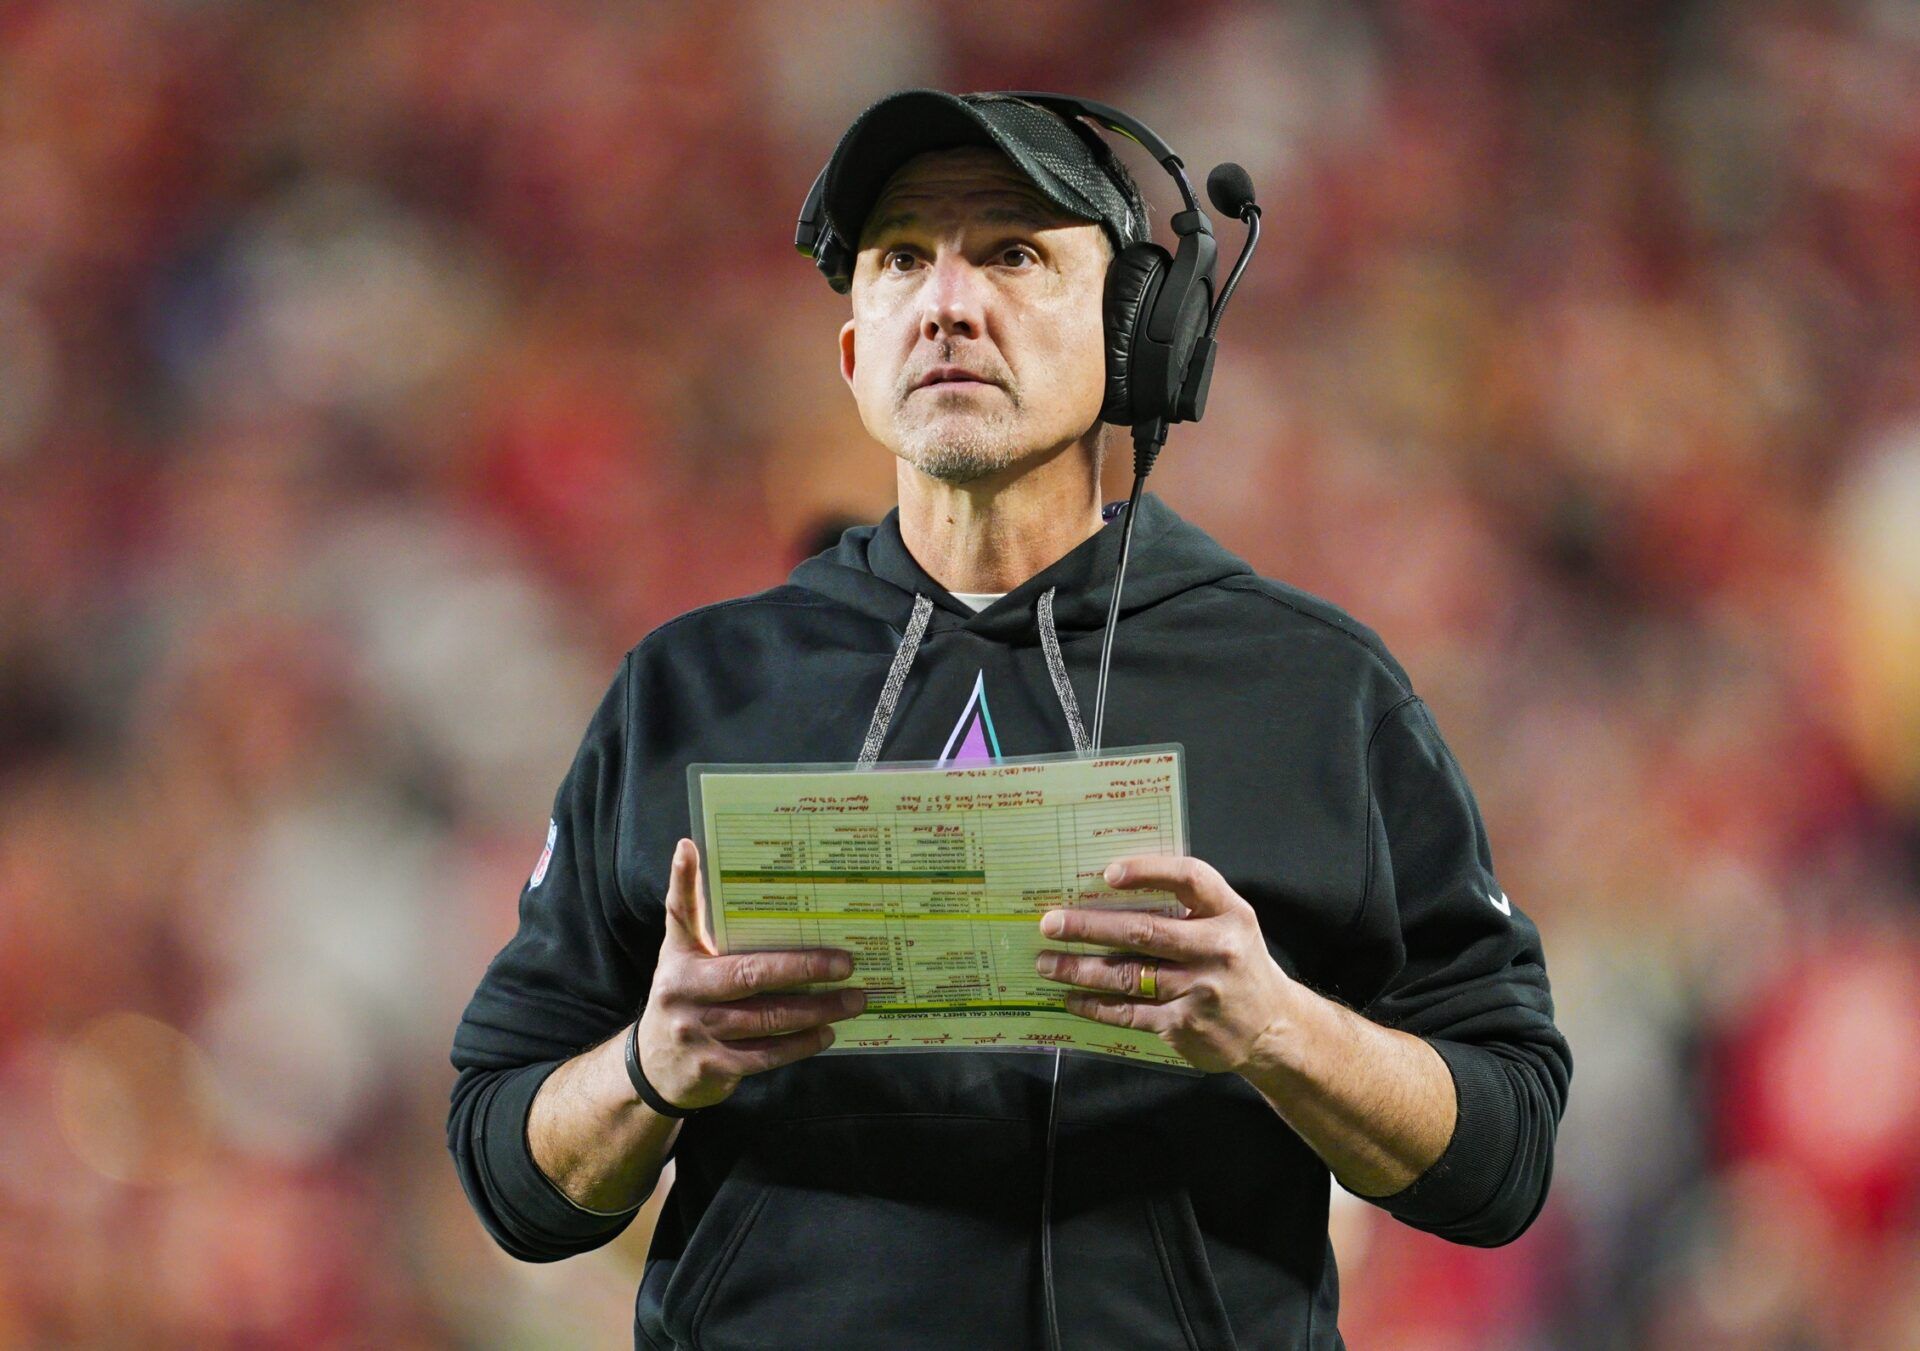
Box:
(687, 745, 1194, 1069)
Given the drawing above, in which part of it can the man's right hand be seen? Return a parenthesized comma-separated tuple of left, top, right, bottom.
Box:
(633, 837, 866, 1113)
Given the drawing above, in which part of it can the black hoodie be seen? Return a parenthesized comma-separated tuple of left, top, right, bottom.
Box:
(448, 492, 1572, 1351)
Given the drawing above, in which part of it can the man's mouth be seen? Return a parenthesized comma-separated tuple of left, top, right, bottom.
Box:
(914, 366, 998, 392)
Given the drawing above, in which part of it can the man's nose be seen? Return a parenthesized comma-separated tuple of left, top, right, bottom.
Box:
(919, 252, 987, 342)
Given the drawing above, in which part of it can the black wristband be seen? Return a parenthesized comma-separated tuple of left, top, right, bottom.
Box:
(625, 1021, 697, 1118)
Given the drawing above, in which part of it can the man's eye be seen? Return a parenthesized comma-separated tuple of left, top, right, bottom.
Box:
(883, 249, 918, 272)
(1000, 246, 1036, 268)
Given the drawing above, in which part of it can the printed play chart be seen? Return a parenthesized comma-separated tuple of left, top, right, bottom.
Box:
(688, 745, 1193, 1068)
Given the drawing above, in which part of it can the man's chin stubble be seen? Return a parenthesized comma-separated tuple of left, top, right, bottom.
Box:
(894, 404, 1027, 485)
(900, 420, 1034, 482)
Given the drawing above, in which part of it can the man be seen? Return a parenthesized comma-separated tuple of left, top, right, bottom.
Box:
(448, 89, 1572, 1350)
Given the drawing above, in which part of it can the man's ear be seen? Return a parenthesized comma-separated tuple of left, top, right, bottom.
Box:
(838, 317, 857, 391)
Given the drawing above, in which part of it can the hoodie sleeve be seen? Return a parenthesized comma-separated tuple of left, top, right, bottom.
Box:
(1351, 695, 1572, 1247)
(446, 651, 663, 1262)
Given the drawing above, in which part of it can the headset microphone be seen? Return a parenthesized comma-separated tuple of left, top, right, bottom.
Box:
(1207, 161, 1258, 218)
(1198, 162, 1261, 373)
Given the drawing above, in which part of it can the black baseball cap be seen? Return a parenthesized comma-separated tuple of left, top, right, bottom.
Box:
(819, 89, 1149, 258)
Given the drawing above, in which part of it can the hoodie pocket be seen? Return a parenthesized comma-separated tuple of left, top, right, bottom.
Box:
(660, 1114, 1042, 1351)
(1145, 1189, 1241, 1351)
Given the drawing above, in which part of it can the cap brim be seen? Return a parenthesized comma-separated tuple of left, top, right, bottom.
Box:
(821, 89, 1107, 252)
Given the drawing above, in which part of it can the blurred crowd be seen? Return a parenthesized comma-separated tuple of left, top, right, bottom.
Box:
(2, 0, 1918, 1346)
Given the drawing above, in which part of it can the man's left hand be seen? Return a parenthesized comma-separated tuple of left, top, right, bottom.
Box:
(1036, 854, 1296, 1075)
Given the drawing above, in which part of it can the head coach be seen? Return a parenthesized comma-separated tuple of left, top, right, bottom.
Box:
(448, 88, 1572, 1350)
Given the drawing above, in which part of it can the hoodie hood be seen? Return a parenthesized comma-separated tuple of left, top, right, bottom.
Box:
(788, 490, 1255, 645)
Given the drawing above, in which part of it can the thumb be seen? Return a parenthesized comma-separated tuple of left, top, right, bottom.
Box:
(663, 838, 711, 953)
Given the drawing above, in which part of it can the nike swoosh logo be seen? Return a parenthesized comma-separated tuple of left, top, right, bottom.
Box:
(1487, 890, 1511, 916)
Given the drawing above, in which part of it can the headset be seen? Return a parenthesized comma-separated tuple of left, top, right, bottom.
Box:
(797, 95, 1261, 1351)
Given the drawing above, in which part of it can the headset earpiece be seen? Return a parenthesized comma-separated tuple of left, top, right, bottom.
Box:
(1101, 209, 1215, 429)
(1099, 242, 1168, 426)
(796, 164, 854, 293)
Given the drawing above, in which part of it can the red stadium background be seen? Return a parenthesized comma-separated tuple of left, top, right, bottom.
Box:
(2, 1, 1918, 1346)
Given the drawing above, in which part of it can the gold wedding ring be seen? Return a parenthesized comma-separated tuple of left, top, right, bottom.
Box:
(1138, 960, 1159, 1001)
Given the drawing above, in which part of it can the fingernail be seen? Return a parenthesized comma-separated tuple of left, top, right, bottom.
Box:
(1041, 911, 1064, 938)
(829, 953, 853, 979)
(1036, 951, 1058, 976)
(1104, 862, 1125, 884)
(840, 989, 865, 1014)
(675, 839, 689, 864)
(820, 1025, 836, 1047)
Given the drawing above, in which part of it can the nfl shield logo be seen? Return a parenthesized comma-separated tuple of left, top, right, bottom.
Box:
(530, 818, 556, 887)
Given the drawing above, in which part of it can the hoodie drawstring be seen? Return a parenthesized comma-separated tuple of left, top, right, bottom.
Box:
(857, 593, 934, 767)
(1036, 587, 1091, 755)
(856, 586, 1092, 766)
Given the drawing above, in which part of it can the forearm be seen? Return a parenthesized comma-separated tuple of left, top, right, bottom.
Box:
(1239, 982, 1456, 1197)
(529, 1025, 683, 1214)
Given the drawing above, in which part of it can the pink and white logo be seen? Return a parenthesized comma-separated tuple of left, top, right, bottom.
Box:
(938, 670, 1003, 766)
(530, 818, 556, 887)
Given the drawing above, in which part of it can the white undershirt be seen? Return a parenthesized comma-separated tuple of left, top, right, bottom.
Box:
(951, 590, 1008, 613)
